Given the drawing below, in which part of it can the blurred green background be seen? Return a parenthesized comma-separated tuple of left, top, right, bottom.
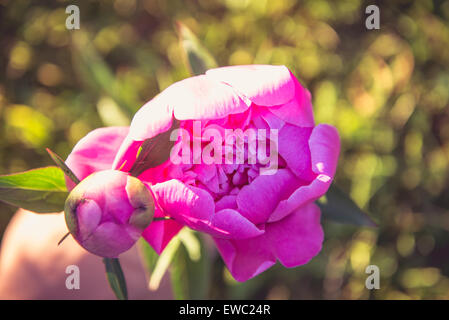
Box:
(1, 0, 449, 299)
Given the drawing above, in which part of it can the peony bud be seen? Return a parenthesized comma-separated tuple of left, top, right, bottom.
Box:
(64, 170, 154, 258)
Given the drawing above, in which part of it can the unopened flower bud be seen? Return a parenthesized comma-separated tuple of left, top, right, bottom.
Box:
(64, 170, 154, 258)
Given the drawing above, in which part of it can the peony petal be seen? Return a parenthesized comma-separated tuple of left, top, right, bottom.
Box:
(77, 200, 102, 241)
(152, 180, 260, 239)
(206, 65, 295, 106)
(278, 124, 315, 181)
(214, 233, 275, 282)
(112, 75, 250, 170)
(236, 169, 301, 225)
(267, 202, 323, 267)
(256, 107, 285, 130)
(111, 136, 144, 172)
(269, 124, 340, 222)
(151, 179, 215, 224)
(211, 209, 264, 239)
(268, 81, 314, 127)
(128, 92, 174, 142)
(65, 127, 129, 190)
(172, 75, 250, 120)
(215, 195, 237, 211)
(308, 124, 340, 177)
(81, 222, 136, 258)
(142, 205, 184, 254)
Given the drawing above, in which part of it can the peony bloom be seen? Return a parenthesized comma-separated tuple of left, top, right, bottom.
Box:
(65, 65, 340, 281)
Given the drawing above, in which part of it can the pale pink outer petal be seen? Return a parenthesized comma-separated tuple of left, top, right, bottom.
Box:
(214, 233, 276, 282)
(65, 127, 130, 190)
(171, 75, 250, 121)
(127, 92, 174, 142)
(236, 169, 301, 225)
(269, 124, 340, 222)
(267, 202, 323, 267)
(151, 180, 261, 239)
(205, 65, 295, 106)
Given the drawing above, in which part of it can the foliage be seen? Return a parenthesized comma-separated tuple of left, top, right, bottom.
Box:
(1, 0, 449, 299)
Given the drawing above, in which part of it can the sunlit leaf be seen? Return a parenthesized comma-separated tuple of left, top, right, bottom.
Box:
(137, 238, 159, 285)
(149, 236, 181, 291)
(46, 148, 80, 185)
(103, 257, 128, 300)
(176, 21, 217, 76)
(96, 96, 130, 127)
(172, 230, 211, 300)
(0, 166, 68, 213)
(72, 32, 137, 117)
(317, 184, 377, 227)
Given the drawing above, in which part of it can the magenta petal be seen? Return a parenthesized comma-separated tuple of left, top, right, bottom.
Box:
(152, 180, 260, 239)
(142, 208, 184, 254)
(81, 222, 136, 258)
(211, 209, 264, 239)
(214, 235, 276, 282)
(269, 124, 340, 222)
(278, 124, 315, 181)
(269, 81, 314, 127)
(236, 169, 300, 225)
(206, 65, 295, 106)
(267, 203, 323, 267)
(215, 195, 237, 211)
(309, 124, 340, 177)
(112, 136, 143, 171)
(151, 179, 215, 223)
(65, 127, 129, 190)
(77, 200, 102, 240)
(257, 107, 285, 130)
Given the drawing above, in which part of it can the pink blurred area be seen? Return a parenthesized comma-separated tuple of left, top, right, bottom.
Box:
(0, 209, 172, 300)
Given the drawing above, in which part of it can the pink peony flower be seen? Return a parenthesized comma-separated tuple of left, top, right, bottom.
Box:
(65, 65, 340, 281)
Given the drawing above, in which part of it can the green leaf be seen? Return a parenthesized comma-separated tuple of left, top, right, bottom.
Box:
(96, 96, 130, 127)
(148, 235, 181, 291)
(171, 230, 211, 300)
(0, 166, 68, 213)
(176, 21, 217, 76)
(46, 148, 80, 185)
(72, 32, 137, 117)
(137, 238, 159, 286)
(317, 184, 377, 227)
(129, 120, 180, 177)
(103, 257, 128, 300)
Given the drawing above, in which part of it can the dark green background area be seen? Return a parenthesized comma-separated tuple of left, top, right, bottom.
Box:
(1, 0, 449, 299)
